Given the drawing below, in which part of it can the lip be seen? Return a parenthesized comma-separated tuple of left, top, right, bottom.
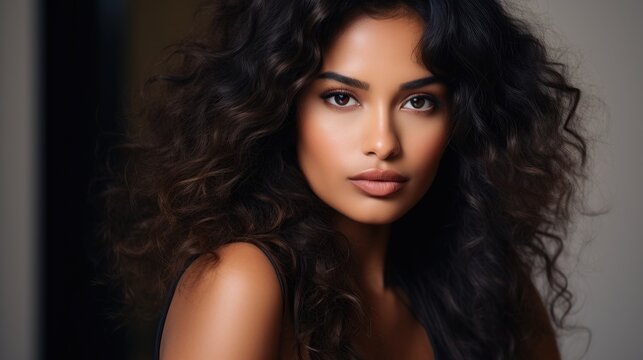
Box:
(348, 169, 409, 197)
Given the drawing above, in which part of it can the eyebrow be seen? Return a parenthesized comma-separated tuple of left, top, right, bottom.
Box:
(316, 71, 445, 91)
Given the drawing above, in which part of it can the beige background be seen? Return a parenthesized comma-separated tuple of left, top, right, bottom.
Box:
(1, 0, 642, 359)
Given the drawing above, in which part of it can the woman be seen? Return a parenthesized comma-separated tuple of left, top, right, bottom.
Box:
(102, 0, 589, 359)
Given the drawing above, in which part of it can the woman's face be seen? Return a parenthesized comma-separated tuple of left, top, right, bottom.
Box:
(296, 11, 450, 225)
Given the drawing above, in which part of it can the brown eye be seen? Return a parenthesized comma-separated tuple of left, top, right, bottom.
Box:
(321, 91, 359, 107)
(334, 93, 350, 105)
(402, 95, 439, 113)
(410, 97, 426, 109)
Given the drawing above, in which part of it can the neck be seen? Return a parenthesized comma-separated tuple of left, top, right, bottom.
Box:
(333, 213, 391, 295)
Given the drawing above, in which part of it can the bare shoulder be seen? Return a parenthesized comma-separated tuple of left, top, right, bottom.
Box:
(517, 272, 561, 360)
(160, 242, 284, 360)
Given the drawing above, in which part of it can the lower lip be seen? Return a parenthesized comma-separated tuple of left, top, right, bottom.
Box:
(349, 180, 406, 197)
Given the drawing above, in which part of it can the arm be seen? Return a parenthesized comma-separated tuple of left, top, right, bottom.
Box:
(159, 242, 284, 360)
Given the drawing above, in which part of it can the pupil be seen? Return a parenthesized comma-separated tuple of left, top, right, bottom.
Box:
(336, 94, 349, 105)
(411, 97, 425, 108)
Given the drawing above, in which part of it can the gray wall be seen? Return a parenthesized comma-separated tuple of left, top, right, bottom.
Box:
(520, 0, 643, 359)
(0, 0, 641, 359)
(0, 0, 39, 359)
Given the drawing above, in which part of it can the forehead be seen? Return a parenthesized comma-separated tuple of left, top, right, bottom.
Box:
(321, 12, 428, 78)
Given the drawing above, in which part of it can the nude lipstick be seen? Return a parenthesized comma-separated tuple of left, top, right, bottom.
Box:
(348, 169, 409, 197)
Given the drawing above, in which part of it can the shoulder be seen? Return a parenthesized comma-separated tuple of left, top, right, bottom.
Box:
(159, 242, 284, 360)
(516, 271, 561, 360)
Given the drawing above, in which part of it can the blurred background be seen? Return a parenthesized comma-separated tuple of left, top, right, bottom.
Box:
(1, 0, 641, 359)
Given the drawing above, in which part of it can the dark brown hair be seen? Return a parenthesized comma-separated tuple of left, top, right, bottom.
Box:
(100, 0, 591, 358)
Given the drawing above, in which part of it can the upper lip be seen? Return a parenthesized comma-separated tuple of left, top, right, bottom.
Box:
(348, 168, 409, 182)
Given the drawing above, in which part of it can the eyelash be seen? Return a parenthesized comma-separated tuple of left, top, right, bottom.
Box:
(320, 89, 441, 114)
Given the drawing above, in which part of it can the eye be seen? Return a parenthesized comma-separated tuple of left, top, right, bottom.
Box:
(321, 91, 360, 107)
(401, 95, 439, 113)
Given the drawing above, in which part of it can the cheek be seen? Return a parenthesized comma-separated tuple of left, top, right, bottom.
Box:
(296, 104, 351, 181)
(404, 124, 450, 183)
(298, 123, 326, 174)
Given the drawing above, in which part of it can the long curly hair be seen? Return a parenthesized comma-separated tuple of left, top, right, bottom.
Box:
(100, 0, 591, 358)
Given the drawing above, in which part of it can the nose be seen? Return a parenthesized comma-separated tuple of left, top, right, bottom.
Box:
(361, 104, 401, 160)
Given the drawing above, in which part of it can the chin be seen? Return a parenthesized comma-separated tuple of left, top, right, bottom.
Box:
(342, 208, 408, 225)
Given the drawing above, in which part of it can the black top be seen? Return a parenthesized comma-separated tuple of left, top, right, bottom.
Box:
(153, 247, 439, 359)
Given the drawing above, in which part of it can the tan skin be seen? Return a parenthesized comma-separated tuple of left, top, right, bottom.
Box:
(160, 10, 561, 360)
(295, 11, 447, 359)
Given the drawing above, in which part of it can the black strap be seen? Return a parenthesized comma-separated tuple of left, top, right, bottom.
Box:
(153, 246, 286, 359)
(153, 254, 198, 360)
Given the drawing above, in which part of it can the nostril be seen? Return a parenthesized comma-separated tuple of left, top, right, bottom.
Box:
(368, 139, 401, 160)
(361, 110, 401, 159)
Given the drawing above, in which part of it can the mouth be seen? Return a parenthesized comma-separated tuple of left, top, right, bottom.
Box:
(349, 179, 407, 197)
(348, 168, 409, 197)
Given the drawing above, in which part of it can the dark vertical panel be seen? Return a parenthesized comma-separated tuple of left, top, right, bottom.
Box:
(42, 0, 129, 358)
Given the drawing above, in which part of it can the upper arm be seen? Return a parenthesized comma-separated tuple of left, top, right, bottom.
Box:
(159, 242, 284, 360)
